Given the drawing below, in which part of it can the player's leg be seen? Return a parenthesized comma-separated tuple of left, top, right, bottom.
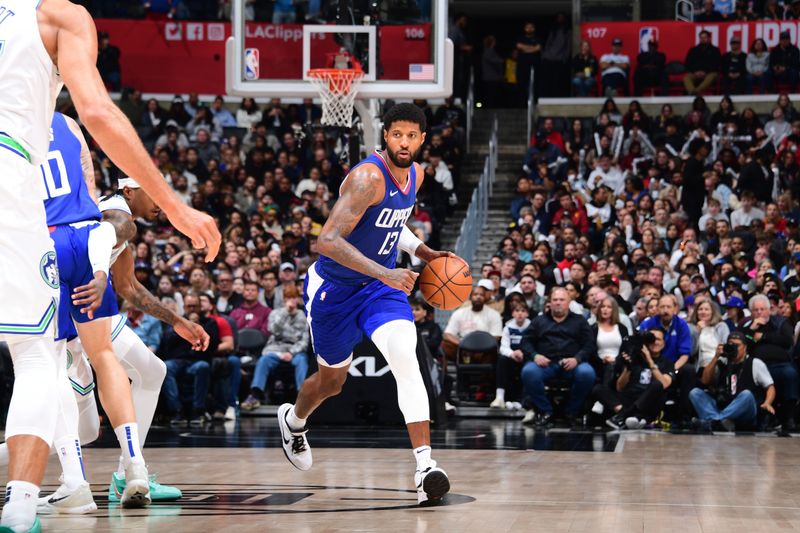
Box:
(107, 324, 180, 502)
(38, 340, 97, 515)
(76, 318, 150, 508)
(0, 152, 61, 532)
(364, 290, 450, 505)
(277, 264, 362, 470)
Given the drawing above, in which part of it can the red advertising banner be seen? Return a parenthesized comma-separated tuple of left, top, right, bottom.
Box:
(581, 20, 800, 74)
(94, 19, 432, 95)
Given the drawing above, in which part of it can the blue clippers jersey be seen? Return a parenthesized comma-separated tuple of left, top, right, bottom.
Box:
(42, 113, 101, 226)
(316, 151, 416, 285)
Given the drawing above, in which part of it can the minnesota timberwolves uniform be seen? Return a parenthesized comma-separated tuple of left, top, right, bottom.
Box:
(304, 151, 416, 366)
(42, 112, 118, 341)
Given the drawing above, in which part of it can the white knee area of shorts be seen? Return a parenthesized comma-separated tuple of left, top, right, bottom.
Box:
(4, 335, 59, 443)
(116, 327, 166, 391)
(371, 320, 429, 424)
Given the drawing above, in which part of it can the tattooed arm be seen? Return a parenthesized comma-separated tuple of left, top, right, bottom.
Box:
(317, 163, 418, 294)
(102, 208, 137, 247)
(112, 244, 209, 350)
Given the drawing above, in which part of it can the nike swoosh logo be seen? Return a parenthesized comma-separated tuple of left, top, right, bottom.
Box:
(48, 495, 71, 504)
(390, 190, 399, 197)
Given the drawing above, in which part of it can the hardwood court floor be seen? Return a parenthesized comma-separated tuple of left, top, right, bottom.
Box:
(28, 429, 800, 533)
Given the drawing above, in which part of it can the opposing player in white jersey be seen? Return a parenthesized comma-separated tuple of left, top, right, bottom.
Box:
(0, 2, 219, 531)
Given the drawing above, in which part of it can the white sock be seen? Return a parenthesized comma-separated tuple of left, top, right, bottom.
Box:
(54, 436, 86, 489)
(1, 481, 39, 532)
(114, 423, 145, 467)
(414, 445, 432, 470)
(495, 388, 505, 403)
(286, 406, 307, 432)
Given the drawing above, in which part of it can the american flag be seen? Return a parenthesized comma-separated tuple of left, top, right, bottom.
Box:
(409, 63, 434, 81)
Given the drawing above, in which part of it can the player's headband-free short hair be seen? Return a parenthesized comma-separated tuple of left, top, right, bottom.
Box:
(382, 103, 427, 134)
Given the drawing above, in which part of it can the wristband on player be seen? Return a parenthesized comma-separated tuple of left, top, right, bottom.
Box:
(398, 225, 423, 256)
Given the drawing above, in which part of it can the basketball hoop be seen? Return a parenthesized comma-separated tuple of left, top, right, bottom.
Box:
(307, 67, 364, 128)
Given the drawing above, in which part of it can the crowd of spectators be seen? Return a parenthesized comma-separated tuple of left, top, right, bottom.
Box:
(442, 91, 800, 433)
(59, 90, 465, 425)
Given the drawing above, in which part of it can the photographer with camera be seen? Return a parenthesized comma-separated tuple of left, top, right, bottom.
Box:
(689, 331, 776, 432)
(639, 294, 697, 423)
(592, 329, 675, 429)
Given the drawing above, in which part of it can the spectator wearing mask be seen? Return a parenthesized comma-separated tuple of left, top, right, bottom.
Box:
(690, 331, 776, 431)
(240, 285, 308, 411)
(160, 294, 221, 426)
(230, 279, 271, 339)
(741, 294, 799, 431)
(594, 328, 675, 429)
(519, 287, 597, 427)
(490, 302, 530, 409)
(683, 30, 721, 96)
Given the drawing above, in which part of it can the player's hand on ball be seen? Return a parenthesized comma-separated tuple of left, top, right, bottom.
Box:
(166, 203, 221, 263)
(418, 248, 456, 263)
(382, 268, 419, 295)
(176, 317, 210, 351)
(73, 271, 108, 320)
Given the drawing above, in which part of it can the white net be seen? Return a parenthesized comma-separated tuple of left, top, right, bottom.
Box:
(308, 69, 364, 128)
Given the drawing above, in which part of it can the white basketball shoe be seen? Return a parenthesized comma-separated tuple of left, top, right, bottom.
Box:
(37, 480, 97, 515)
(277, 403, 313, 471)
(415, 460, 450, 505)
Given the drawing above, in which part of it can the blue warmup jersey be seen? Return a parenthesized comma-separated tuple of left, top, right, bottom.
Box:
(305, 151, 416, 365)
(41, 113, 117, 341)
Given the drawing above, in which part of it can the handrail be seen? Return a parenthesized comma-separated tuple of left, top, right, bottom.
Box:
(435, 113, 499, 330)
(526, 66, 535, 146)
(466, 66, 475, 153)
(675, 0, 694, 21)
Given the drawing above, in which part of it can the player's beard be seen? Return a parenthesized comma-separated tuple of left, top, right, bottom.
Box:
(386, 145, 419, 169)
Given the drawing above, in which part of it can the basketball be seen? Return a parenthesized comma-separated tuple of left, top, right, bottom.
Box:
(419, 255, 473, 310)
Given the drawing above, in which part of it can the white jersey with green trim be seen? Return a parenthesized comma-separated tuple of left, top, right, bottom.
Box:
(0, 0, 62, 165)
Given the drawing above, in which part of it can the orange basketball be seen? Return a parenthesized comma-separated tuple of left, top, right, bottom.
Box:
(419, 255, 473, 310)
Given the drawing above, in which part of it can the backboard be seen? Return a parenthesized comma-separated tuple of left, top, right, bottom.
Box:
(225, 0, 453, 99)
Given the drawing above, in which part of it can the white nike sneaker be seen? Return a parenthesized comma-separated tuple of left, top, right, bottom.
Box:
(121, 463, 151, 508)
(415, 461, 450, 505)
(37, 482, 97, 515)
(277, 403, 312, 471)
(489, 397, 505, 409)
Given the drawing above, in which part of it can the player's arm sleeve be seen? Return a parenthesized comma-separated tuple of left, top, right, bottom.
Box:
(87, 221, 116, 276)
(398, 225, 423, 257)
(63, 115, 97, 202)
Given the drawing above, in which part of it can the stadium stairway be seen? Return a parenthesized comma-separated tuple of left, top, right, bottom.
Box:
(441, 109, 525, 277)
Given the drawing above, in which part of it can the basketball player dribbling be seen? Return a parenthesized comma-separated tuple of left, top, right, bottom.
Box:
(0, 2, 219, 531)
(277, 103, 453, 505)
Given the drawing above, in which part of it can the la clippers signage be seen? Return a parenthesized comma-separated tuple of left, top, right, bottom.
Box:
(94, 19, 431, 94)
(582, 20, 800, 73)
